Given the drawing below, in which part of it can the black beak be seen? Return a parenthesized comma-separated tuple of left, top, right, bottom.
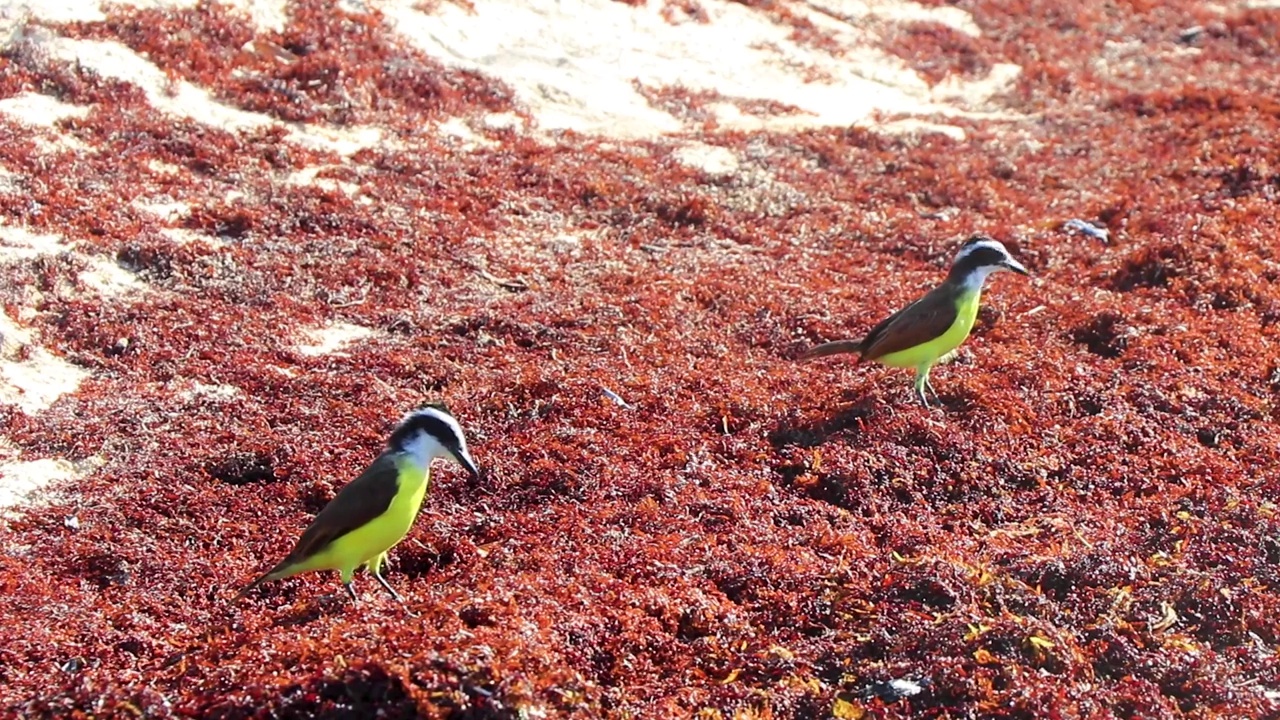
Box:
(1004, 259, 1030, 276)
(453, 448, 481, 480)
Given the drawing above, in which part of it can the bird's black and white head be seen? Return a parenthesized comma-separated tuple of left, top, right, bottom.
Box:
(948, 235, 1029, 290)
(387, 403, 479, 479)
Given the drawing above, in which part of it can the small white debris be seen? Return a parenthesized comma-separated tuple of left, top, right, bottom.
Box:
(1178, 26, 1205, 43)
(1064, 219, 1110, 243)
(600, 387, 634, 410)
(887, 679, 924, 698)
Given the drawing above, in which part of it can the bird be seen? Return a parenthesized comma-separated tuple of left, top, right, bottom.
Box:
(798, 235, 1029, 406)
(236, 403, 479, 603)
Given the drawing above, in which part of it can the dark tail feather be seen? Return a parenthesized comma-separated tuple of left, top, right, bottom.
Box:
(234, 560, 290, 601)
(797, 339, 864, 361)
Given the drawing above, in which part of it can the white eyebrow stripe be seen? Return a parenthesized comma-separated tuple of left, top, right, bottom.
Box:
(955, 239, 1010, 263)
(445, 414, 467, 448)
(399, 407, 467, 445)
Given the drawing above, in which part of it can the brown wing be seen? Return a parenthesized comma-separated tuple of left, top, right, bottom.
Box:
(860, 285, 960, 361)
(279, 451, 402, 565)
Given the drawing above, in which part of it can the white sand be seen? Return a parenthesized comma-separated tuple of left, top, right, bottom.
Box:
(0, 442, 104, 512)
(295, 322, 375, 357)
(378, 0, 1020, 139)
(0, 311, 89, 415)
(0, 456, 74, 511)
(0, 224, 142, 298)
(0, 223, 137, 508)
(0, 91, 89, 126)
(285, 166, 365, 200)
(31, 29, 384, 157)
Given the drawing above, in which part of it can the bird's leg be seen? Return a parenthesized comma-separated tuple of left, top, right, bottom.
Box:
(923, 371, 940, 401)
(371, 570, 405, 604)
(343, 581, 359, 604)
(366, 554, 410, 608)
(913, 371, 931, 408)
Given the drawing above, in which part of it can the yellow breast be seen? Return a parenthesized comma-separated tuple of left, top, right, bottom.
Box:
(875, 290, 981, 370)
(301, 458, 432, 581)
(351, 457, 430, 560)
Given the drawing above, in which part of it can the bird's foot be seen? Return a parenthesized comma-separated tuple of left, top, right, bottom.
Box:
(914, 386, 932, 408)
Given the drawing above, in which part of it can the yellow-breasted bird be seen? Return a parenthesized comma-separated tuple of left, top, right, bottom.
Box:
(237, 403, 479, 603)
(799, 235, 1029, 405)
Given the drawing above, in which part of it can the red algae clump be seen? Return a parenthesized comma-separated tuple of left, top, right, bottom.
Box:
(2, 0, 1280, 718)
